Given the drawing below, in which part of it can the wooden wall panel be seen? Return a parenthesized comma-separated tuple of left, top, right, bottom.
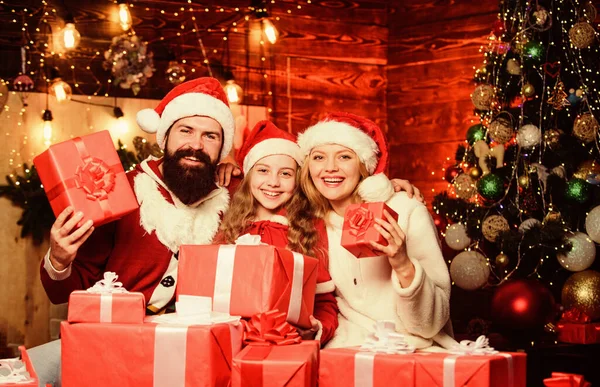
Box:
(386, 0, 495, 200)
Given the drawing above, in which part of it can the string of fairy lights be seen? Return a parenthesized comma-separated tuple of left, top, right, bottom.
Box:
(431, 0, 600, 288)
(0, 0, 318, 171)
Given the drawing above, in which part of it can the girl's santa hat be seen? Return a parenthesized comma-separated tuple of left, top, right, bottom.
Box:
(237, 120, 304, 174)
(297, 112, 394, 202)
(136, 77, 235, 161)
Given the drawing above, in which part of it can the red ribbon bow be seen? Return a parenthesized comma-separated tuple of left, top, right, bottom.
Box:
(242, 310, 301, 346)
(347, 205, 374, 237)
(543, 372, 591, 387)
(561, 308, 591, 324)
(74, 157, 116, 201)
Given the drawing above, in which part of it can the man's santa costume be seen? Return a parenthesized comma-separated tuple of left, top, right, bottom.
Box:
(41, 77, 235, 314)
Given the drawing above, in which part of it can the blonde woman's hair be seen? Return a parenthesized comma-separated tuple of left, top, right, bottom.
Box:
(299, 152, 370, 219)
(216, 166, 319, 256)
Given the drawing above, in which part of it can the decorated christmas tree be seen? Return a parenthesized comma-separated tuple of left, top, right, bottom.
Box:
(433, 0, 600, 337)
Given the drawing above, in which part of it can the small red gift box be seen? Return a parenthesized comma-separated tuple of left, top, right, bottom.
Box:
(341, 202, 399, 258)
(34, 130, 138, 227)
(177, 244, 318, 328)
(556, 321, 600, 344)
(232, 341, 319, 387)
(544, 372, 591, 387)
(61, 320, 243, 387)
(67, 290, 145, 324)
(319, 348, 526, 387)
(0, 346, 39, 387)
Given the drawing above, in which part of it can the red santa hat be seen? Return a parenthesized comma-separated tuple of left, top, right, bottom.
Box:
(136, 77, 235, 161)
(237, 120, 304, 175)
(297, 112, 394, 202)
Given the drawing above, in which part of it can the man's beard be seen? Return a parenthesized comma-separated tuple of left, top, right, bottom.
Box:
(162, 148, 217, 205)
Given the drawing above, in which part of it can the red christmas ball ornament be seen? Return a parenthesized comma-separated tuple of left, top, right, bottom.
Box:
(444, 166, 463, 183)
(491, 279, 556, 332)
(493, 19, 506, 37)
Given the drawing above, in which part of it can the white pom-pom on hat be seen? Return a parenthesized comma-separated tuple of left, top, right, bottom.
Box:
(136, 108, 160, 134)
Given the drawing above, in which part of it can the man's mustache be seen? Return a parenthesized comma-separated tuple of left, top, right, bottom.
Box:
(172, 148, 212, 165)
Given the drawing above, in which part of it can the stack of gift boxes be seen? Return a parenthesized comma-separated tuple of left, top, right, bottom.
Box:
(32, 133, 528, 387)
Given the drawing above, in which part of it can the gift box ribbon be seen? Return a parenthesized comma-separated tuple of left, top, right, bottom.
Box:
(213, 244, 305, 325)
(543, 372, 591, 387)
(45, 136, 121, 219)
(85, 272, 129, 323)
(443, 352, 514, 387)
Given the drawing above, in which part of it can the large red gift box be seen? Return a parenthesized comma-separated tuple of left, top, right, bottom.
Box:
(556, 321, 600, 344)
(67, 290, 145, 324)
(0, 346, 39, 387)
(319, 348, 526, 387)
(341, 202, 399, 258)
(34, 130, 138, 227)
(177, 244, 318, 329)
(61, 320, 242, 387)
(231, 341, 319, 387)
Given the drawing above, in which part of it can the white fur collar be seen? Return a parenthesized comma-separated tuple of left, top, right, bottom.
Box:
(133, 172, 229, 252)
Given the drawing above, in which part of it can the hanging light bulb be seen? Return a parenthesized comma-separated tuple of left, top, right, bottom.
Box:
(118, 2, 132, 31)
(262, 18, 278, 44)
(223, 80, 243, 104)
(112, 106, 128, 135)
(58, 14, 80, 50)
(49, 78, 72, 104)
(42, 110, 53, 146)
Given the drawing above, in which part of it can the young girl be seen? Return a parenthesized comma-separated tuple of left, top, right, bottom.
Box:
(297, 112, 455, 350)
(217, 120, 338, 345)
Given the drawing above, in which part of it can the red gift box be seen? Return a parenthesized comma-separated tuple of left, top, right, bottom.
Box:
(232, 341, 319, 387)
(556, 321, 600, 344)
(34, 130, 138, 227)
(544, 372, 591, 387)
(0, 346, 39, 387)
(61, 320, 242, 387)
(319, 348, 526, 387)
(341, 202, 399, 258)
(177, 244, 318, 329)
(67, 290, 145, 324)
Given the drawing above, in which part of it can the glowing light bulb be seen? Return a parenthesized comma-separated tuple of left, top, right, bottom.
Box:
(49, 79, 72, 103)
(223, 80, 243, 104)
(60, 22, 80, 50)
(263, 19, 278, 44)
(118, 3, 132, 31)
(42, 110, 53, 146)
(114, 117, 128, 134)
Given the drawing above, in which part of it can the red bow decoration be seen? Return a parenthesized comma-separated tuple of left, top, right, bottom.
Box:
(561, 308, 591, 324)
(74, 157, 116, 201)
(242, 310, 301, 346)
(347, 206, 374, 238)
(543, 372, 591, 387)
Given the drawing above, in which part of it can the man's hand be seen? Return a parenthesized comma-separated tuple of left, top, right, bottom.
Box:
(49, 207, 94, 271)
(390, 178, 424, 203)
(216, 153, 242, 187)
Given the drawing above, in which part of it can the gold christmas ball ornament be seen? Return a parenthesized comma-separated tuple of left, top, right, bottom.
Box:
(506, 59, 521, 75)
(544, 210, 562, 223)
(482, 215, 510, 242)
(562, 270, 600, 321)
(573, 113, 599, 143)
(453, 173, 477, 200)
(471, 84, 495, 111)
(544, 129, 562, 149)
(495, 253, 510, 269)
(518, 174, 530, 188)
(569, 22, 596, 49)
(522, 83, 536, 98)
(469, 167, 483, 180)
(488, 117, 514, 144)
(573, 160, 600, 180)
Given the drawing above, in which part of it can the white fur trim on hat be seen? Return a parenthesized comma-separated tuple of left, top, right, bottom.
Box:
(141, 92, 235, 161)
(137, 109, 160, 134)
(297, 121, 379, 174)
(357, 173, 394, 203)
(243, 138, 304, 174)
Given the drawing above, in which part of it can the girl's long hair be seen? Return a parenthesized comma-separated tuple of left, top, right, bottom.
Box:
(216, 167, 319, 256)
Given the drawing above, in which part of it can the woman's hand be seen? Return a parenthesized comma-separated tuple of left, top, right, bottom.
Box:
(49, 207, 94, 271)
(296, 315, 320, 340)
(370, 210, 415, 285)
